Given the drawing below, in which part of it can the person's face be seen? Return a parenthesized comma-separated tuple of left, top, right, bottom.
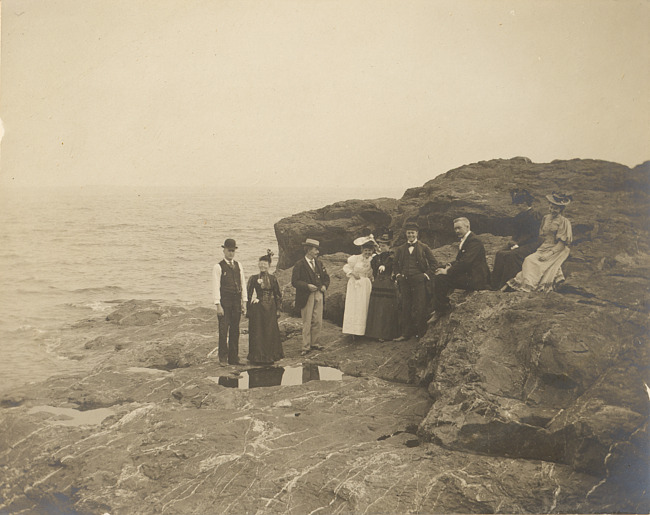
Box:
(258, 260, 270, 273)
(454, 222, 469, 239)
(406, 230, 418, 243)
(306, 246, 319, 259)
(223, 248, 236, 260)
(549, 203, 562, 216)
(378, 242, 390, 253)
(361, 246, 374, 258)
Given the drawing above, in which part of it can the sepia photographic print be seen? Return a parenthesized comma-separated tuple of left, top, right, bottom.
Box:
(0, 1, 648, 513)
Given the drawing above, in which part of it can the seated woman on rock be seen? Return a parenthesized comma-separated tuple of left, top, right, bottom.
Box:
(490, 189, 543, 290)
(246, 250, 284, 365)
(505, 192, 573, 292)
(342, 230, 376, 341)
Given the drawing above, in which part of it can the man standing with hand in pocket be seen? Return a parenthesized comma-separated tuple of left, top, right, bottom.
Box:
(292, 238, 330, 356)
(394, 222, 438, 341)
(211, 238, 247, 365)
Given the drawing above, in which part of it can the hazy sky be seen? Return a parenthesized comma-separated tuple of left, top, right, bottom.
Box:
(1, 0, 648, 190)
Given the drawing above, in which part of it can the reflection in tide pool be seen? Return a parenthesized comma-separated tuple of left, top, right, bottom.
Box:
(28, 405, 115, 426)
(212, 365, 344, 389)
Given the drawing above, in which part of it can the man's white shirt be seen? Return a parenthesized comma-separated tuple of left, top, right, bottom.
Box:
(212, 261, 247, 305)
(458, 231, 471, 251)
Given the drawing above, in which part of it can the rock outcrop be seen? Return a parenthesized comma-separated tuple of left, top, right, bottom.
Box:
(275, 158, 650, 269)
(0, 301, 629, 514)
(412, 291, 648, 510)
(275, 198, 399, 269)
(272, 157, 650, 513)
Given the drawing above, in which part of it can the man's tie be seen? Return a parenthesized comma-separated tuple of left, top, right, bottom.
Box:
(309, 259, 316, 271)
(408, 243, 415, 254)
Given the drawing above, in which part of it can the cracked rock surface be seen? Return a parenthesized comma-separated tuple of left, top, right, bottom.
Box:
(0, 300, 630, 514)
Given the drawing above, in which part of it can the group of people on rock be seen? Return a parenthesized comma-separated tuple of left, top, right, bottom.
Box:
(212, 190, 573, 365)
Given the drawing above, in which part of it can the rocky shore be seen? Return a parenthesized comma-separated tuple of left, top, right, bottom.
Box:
(1, 158, 648, 514)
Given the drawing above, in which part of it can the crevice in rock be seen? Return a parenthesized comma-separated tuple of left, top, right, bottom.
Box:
(148, 362, 190, 372)
(0, 398, 24, 408)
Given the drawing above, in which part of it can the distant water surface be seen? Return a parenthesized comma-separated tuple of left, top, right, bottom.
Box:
(0, 185, 403, 392)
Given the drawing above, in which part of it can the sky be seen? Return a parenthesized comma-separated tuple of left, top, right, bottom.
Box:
(1, 0, 648, 190)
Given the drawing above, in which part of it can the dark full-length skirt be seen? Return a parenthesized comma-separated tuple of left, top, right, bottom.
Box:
(365, 276, 399, 340)
(247, 297, 283, 363)
(490, 242, 538, 290)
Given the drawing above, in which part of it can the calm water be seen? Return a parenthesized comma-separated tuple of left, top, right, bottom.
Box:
(0, 185, 403, 392)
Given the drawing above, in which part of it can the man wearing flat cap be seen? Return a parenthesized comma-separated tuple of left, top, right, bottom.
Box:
(212, 238, 247, 365)
(291, 238, 330, 355)
(394, 222, 439, 340)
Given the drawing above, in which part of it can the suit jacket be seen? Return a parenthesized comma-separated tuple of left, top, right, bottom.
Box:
(447, 232, 490, 290)
(291, 256, 331, 311)
(394, 241, 439, 277)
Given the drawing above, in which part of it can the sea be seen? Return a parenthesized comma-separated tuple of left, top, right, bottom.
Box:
(0, 185, 404, 393)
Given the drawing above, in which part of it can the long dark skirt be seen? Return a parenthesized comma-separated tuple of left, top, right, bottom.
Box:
(491, 243, 538, 290)
(365, 276, 399, 340)
(247, 298, 283, 363)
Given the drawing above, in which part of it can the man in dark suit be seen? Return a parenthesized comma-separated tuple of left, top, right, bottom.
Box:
(291, 238, 330, 355)
(393, 222, 439, 341)
(429, 217, 490, 323)
(211, 238, 247, 365)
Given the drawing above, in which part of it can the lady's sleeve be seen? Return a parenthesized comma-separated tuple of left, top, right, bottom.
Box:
(370, 255, 379, 278)
(556, 216, 573, 244)
(343, 255, 356, 275)
(246, 275, 257, 302)
(273, 276, 282, 303)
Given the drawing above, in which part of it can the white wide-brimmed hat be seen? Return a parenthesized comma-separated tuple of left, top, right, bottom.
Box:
(353, 234, 377, 247)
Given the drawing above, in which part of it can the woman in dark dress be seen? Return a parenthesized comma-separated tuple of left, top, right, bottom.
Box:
(491, 189, 543, 290)
(247, 251, 283, 365)
(365, 230, 399, 341)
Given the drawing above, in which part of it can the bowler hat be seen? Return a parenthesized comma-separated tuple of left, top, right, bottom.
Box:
(510, 189, 536, 205)
(302, 238, 320, 249)
(222, 238, 238, 250)
(404, 221, 420, 231)
(375, 229, 393, 244)
(375, 227, 393, 243)
(545, 192, 572, 206)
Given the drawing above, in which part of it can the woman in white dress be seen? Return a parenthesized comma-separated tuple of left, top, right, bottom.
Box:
(506, 192, 573, 292)
(342, 234, 376, 338)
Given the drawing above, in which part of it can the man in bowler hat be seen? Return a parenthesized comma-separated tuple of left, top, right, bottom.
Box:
(393, 222, 439, 340)
(291, 238, 330, 355)
(212, 238, 247, 365)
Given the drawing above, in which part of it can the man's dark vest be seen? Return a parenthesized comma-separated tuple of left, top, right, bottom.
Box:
(404, 246, 422, 276)
(220, 260, 242, 298)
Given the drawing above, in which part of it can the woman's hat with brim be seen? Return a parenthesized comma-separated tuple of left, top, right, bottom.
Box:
(222, 238, 238, 249)
(353, 234, 377, 247)
(545, 192, 572, 206)
(302, 238, 320, 249)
